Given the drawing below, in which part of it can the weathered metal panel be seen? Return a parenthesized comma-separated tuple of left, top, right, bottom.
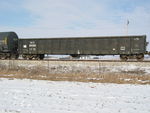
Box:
(19, 40, 29, 54)
(118, 38, 131, 54)
(130, 36, 146, 54)
(37, 39, 46, 54)
(74, 38, 118, 55)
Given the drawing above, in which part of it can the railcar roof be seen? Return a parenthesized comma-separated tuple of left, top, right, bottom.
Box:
(20, 35, 146, 40)
(0, 32, 18, 39)
(0, 32, 12, 39)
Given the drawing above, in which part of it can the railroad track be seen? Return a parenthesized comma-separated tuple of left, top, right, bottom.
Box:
(1, 59, 150, 62)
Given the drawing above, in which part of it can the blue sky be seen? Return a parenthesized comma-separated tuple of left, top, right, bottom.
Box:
(0, 0, 150, 42)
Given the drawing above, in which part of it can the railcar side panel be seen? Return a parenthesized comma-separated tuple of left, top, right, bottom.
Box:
(18, 35, 147, 57)
(118, 38, 131, 54)
(130, 36, 146, 54)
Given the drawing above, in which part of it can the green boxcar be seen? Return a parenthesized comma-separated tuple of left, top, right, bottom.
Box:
(18, 35, 147, 60)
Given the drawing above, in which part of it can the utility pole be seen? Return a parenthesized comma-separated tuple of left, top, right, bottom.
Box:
(126, 19, 129, 35)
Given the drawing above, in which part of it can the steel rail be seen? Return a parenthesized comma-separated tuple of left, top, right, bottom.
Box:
(1, 59, 150, 62)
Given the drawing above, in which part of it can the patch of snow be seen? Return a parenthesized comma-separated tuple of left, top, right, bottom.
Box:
(0, 79, 150, 113)
(141, 67, 150, 74)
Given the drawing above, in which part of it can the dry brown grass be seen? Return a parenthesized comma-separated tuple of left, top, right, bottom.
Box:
(0, 67, 150, 84)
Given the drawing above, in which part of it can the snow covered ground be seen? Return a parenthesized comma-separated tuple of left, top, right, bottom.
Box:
(0, 79, 150, 113)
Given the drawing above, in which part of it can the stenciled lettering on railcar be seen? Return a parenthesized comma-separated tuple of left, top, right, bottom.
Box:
(29, 44, 36, 47)
(120, 46, 125, 50)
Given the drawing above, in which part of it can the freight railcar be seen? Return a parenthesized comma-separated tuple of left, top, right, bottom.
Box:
(0, 32, 19, 59)
(18, 35, 147, 61)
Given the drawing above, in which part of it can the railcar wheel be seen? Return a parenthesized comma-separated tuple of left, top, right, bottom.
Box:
(28, 55, 33, 60)
(1, 54, 7, 59)
(136, 54, 144, 61)
(35, 55, 41, 60)
(10, 54, 18, 59)
(34, 55, 40, 60)
(120, 55, 128, 61)
(15, 54, 19, 59)
(22, 55, 27, 60)
(0, 54, 3, 59)
(39, 54, 44, 60)
(0, 55, 2, 59)
(70, 54, 80, 59)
